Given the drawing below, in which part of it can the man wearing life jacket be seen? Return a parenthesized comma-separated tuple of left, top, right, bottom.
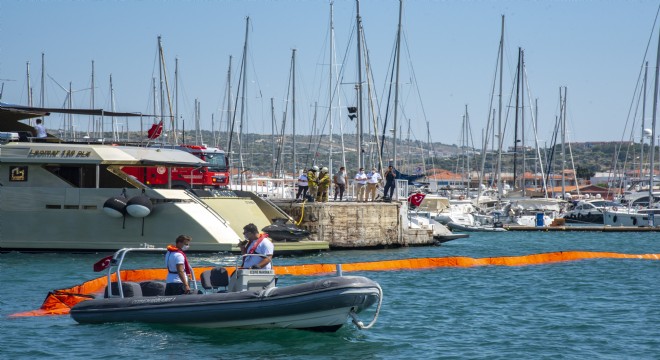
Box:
(240, 223, 274, 270)
(165, 235, 193, 295)
(307, 166, 319, 201)
(316, 167, 331, 202)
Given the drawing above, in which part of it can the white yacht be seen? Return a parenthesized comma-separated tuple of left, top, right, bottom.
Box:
(0, 140, 246, 252)
(0, 105, 326, 253)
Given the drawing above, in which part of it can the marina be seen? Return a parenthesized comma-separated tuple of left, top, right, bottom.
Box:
(3, 231, 659, 358)
(4, 1, 660, 358)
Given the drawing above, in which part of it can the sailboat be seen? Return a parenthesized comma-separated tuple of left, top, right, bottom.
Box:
(604, 21, 660, 227)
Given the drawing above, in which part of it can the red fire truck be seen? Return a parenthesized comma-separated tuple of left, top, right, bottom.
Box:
(122, 145, 230, 189)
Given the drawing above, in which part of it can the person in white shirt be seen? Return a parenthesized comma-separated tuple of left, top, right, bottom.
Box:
(333, 166, 347, 201)
(366, 167, 382, 202)
(354, 168, 368, 202)
(34, 119, 47, 138)
(165, 235, 193, 295)
(296, 170, 309, 201)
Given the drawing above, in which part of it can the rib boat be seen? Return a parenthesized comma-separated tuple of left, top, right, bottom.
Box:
(69, 248, 382, 331)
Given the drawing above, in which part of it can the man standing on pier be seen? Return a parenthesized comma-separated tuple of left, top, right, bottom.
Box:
(354, 168, 368, 202)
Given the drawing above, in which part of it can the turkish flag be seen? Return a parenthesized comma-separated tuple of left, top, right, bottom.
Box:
(408, 193, 426, 207)
(93, 255, 114, 272)
(147, 120, 163, 139)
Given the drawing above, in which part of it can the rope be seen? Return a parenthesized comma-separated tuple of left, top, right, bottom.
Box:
(349, 283, 383, 330)
(295, 199, 307, 226)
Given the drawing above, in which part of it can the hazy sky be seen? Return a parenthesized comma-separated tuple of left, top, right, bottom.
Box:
(2, 0, 660, 149)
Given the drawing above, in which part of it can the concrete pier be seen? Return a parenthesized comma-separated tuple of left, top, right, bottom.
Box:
(273, 200, 439, 249)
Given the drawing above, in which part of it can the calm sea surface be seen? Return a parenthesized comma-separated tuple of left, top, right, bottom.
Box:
(2, 231, 659, 359)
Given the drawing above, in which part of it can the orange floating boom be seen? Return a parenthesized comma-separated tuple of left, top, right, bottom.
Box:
(10, 251, 660, 318)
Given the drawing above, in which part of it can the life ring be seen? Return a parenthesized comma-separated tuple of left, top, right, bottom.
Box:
(612, 206, 618, 212)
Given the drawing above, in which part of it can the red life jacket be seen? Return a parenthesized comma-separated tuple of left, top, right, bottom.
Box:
(166, 245, 191, 274)
(242, 233, 270, 267)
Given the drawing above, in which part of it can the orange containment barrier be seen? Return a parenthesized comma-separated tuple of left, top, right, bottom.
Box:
(9, 252, 660, 318)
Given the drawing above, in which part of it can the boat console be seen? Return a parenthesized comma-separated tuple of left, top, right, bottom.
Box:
(228, 268, 276, 292)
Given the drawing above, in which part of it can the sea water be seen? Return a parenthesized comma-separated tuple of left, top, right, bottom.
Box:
(1, 231, 659, 359)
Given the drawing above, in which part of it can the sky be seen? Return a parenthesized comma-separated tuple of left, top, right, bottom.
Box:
(1, 0, 660, 150)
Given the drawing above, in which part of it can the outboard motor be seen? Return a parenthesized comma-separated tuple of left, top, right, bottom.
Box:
(126, 195, 153, 218)
(103, 196, 128, 218)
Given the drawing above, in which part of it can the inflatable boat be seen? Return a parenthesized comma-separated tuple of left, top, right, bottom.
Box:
(69, 248, 382, 332)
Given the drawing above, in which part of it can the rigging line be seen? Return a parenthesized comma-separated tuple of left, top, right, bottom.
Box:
(522, 64, 548, 194)
(612, 3, 660, 190)
(360, 28, 385, 170)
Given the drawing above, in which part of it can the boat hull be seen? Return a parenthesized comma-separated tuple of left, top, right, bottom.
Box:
(447, 222, 507, 232)
(70, 276, 380, 331)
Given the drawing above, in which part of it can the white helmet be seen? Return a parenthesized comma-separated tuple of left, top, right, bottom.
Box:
(312, 165, 319, 171)
(322, 166, 328, 172)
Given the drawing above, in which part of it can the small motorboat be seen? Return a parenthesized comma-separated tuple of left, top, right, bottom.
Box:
(69, 248, 382, 332)
(447, 221, 507, 232)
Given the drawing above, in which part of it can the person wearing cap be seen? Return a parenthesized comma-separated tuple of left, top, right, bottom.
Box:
(366, 167, 382, 202)
(307, 166, 319, 201)
(354, 168, 368, 202)
(316, 167, 331, 202)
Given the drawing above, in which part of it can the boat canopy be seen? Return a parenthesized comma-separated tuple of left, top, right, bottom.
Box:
(0, 142, 207, 167)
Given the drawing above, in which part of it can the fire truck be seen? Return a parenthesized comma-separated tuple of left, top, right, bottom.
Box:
(121, 145, 230, 189)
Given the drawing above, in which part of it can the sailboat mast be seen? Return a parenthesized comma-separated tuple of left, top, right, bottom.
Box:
(497, 15, 504, 198)
(225, 56, 233, 151)
(521, 50, 526, 197)
(647, 25, 660, 213)
(271, 98, 276, 176)
(26, 62, 32, 107)
(175, 57, 179, 137)
(158, 36, 165, 143)
(239, 17, 250, 184)
(356, 0, 364, 170)
(513, 47, 521, 191)
(110, 75, 116, 141)
(91, 60, 95, 137)
(641, 62, 648, 180)
(292, 49, 297, 178)
(561, 86, 567, 198)
(40, 52, 45, 125)
(392, 0, 403, 169)
(329, 1, 334, 175)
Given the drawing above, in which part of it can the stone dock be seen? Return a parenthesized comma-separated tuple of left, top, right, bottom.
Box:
(272, 200, 445, 249)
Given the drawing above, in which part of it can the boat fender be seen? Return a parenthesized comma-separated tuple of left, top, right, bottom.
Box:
(632, 217, 637, 226)
(612, 215, 618, 223)
(102, 196, 128, 218)
(126, 195, 153, 218)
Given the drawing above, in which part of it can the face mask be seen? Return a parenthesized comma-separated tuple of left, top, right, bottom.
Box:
(182, 245, 190, 251)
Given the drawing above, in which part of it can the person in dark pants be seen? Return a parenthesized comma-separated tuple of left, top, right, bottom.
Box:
(296, 169, 309, 201)
(383, 165, 396, 200)
(165, 235, 193, 295)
